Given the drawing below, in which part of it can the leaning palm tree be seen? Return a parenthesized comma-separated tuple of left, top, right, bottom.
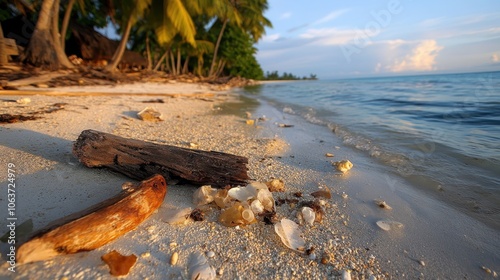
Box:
(104, 0, 197, 72)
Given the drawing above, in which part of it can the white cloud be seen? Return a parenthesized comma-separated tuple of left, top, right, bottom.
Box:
(280, 12, 292, 20)
(299, 28, 361, 46)
(261, 33, 281, 43)
(419, 17, 445, 27)
(313, 9, 349, 25)
(387, 40, 444, 72)
(493, 53, 499, 63)
(375, 63, 382, 73)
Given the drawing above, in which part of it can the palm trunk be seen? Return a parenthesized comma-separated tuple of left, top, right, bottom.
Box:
(176, 48, 181, 75)
(154, 49, 168, 71)
(104, 12, 134, 72)
(169, 50, 176, 75)
(0, 22, 7, 65)
(60, 0, 75, 50)
(182, 56, 190, 74)
(209, 19, 228, 77)
(215, 59, 226, 77)
(23, 0, 73, 69)
(146, 35, 152, 70)
(51, 0, 73, 68)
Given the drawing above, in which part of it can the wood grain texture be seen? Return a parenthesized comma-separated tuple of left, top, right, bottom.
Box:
(72, 129, 249, 187)
(17, 174, 167, 264)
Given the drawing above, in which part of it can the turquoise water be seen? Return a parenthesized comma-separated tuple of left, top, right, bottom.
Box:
(243, 71, 500, 228)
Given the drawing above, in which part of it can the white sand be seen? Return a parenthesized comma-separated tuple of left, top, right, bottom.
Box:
(0, 82, 498, 279)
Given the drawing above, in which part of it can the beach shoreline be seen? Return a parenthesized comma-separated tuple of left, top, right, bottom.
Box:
(0, 82, 498, 279)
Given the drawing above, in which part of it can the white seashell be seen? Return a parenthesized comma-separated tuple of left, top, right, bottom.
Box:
(164, 208, 192, 225)
(257, 188, 275, 212)
(301, 207, 316, 226)
(137, 107, 163, 121)
(188, 252, 216, 280)
(369, 275, 377, 280)
(193, 185, 217, 206)
(170, 252, 179, 265)
(250, 199, 265, 214)
(274, 218, 305, 252)
(333, 160, 353, 173)
(374, 199, 392, 210)
(376, 220, 403, 231)
(342, 270, 352, 280)
(242, 208, 255, 223)
(228, 186, 255, 201)
(206, 251, 215, 258)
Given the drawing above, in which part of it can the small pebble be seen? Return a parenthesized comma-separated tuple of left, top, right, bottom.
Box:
(308, 253, 317, 260)
(218, 267, 224, 276)
(170, 252, 179, 265)
(341, 192, 348, 199)
(141, 252, 150, 258)
(419, 260, 425, 266)
(206, 251, 215, 258)
(169, 242, 177, 247)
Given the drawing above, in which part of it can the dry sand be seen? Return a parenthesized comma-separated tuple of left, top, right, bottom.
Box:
(0, 82, 498, 279)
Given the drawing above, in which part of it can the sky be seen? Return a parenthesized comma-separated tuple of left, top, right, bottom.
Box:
(256, 0, 500, 78)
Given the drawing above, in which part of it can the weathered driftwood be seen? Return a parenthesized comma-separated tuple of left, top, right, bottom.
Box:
(73, 129, 249, 187)
(17, 174, 167, 264)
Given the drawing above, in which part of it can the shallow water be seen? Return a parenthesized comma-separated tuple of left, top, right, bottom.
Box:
(242, 71, 500, 229)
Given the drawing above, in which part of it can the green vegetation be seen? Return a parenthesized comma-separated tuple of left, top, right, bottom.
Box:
(263, 71, 318, 81)
(0, 0, 271, 79)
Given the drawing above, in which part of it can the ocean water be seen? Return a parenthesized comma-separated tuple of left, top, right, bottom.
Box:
(242, 71, 500, 229)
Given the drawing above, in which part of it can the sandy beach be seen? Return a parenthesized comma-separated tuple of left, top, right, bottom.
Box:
(0, 82, 499, 279)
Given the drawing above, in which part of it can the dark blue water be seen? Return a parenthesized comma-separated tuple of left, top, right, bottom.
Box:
(243, 71, 500, 228)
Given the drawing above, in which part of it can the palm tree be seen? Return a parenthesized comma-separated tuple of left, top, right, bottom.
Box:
(23, 0, 74, 69)
(104, 0, 197, 72)
(60, 0, 86, 50)
(208, 0, 271, 77)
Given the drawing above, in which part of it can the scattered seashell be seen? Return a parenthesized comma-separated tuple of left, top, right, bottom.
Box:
(481, 266, 496, 276)
(374, 199, 392, 210)
(250, 199, 265, 214)
(228, 186, 255, 202)
(333, 160, 353, 173)
(300, 201, 324, 223)
(219, 203, 245, 227)
(169, 242, 178, 247)
(16, 97, 31, 104)
(246, 119, 255, 125)
(193, 185, 217, 206)
(242, 208, 256, 223)
(342, 269, 352, 280)
(419, 260, 425, 267)
(141, 252, 150, 258)
(137, 107, 163, 121)
(170, 252, 179, 265)
(214, 189, 230, 209)
(188, 251, 216, 280)
(257, 188, 275, 212)
(341, 192, 348, 199)
(325, 153, 334, 157)
(376, 220, 403, 231)
(189, 142, 198, 148)
(101, 250, 137, 277)
(164, 208, 192, 225)
(301, 207, 316, 226)
(311, 187, 332, 199)
(278, 123, 294, 128)
(274, 218, 305, 252)
(309, 253, 317, 260)
(206, 251, 215, 258)
(266, 179, 285, 192)
(218, 267, 224, 276)
(369, 275, 377, 280)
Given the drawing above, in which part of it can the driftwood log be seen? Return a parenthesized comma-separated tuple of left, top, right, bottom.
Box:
(73, 129, 249, 187)
(17, 175, 167, 264)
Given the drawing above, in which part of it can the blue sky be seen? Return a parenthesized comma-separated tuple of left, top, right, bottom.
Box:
(256, 0, 500, 78)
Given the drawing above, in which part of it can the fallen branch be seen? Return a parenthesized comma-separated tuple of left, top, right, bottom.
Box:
(73, 129, 249, 187)
(17, 174, 167, 264)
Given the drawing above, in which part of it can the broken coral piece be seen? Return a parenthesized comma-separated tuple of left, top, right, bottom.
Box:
(137, 107, 163, 121)
(101, 250, 137, 277)
(333, 160, 353, 173)
(274, 218, 305, 252)
(266, 179, 285, 192)
(374, 199, 392, 210)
